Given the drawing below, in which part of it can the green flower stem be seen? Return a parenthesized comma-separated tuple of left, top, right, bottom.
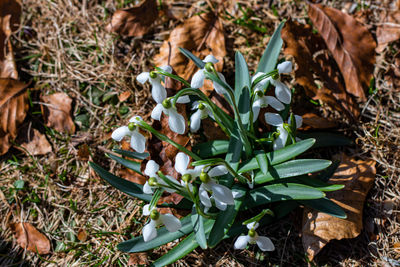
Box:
(157, 171, 191, 200)
(242, 208, 275, 226)
(192, 158, 248, 184)
(149, 188, 164, 209)
(138, 120, 201, 161)
(185, 182, 216, 219)
(154, 68, 191, 88)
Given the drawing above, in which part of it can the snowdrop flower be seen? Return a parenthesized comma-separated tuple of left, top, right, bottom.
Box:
(174, 152, 204, 180)
(251, 87, 284, 123)
(270, 61, 292, 104)
(137, 66, 172, 104)
(234, 222, 275, 252)
(190, 101, 213, 132)
(264, 112, 303, 151)
(142, 204, 182, 242)
(149, 82, 190, 135)
(143, 160, 182, 194)
(198, 166, 234, 211)
(111, 116, 146, 153)
(191, 55, 227, 95)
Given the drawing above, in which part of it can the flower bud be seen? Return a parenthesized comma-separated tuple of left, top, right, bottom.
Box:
(162, 98, 171, 109)
(248, 228, 256, 237)
(128, 122, 136, 131)
(199, 172, 210, 183)
(149, 71, 157, 79)
(150, 209, 160, 220)
(198, 103, 205, 110)
(182, 174, 192, 183)
(204, 62, 214, 72)
(148, 177, 158, 187)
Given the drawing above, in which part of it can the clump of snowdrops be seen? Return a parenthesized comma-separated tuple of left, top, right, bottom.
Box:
(90, 23, 346, 266)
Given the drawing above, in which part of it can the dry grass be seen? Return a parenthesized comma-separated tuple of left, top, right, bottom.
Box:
(0, 0, 399, 266)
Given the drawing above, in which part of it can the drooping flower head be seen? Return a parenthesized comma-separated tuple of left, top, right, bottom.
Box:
(191, 55, 227, 95)
(111, 116, 146, 153)
(234, 222, 275, 251)
(137, 66, 172, 104)
(190, 101, 213, 132)
(265, 112, 302, 151)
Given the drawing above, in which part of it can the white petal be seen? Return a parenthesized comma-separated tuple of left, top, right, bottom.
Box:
(277, 61, 292, 74)
(186, 165, 204, 178)
(288, 114, 303, 128)
(210, 182, 234, 205)
(265, 113, 283, 126)
(265, 96, 285, 111)
(137, 72, 150, 84)
(143, 204, 151, 216)
(208, 165, 228, 177)
(190, 109, 202, 133)
(144, 160, 159, 177)
(161, 214, 182, 232)
(130, 131, 146, 153)
(275, 81, 291, 104)
(256, 236, 275, 251)
(143, 220, 157, 242)
(203, 55, 218, 64)
(174, 152, 190, 175)
(273, 125, 288, 151)
(111, 126, 131, 141)
(213, 72, 227, 95)
(168, 109, 186, 134)
(191, 101, 200, 110)
(252, 100, 262, 123)
(159, 65, 172, 73)
(251, 72, 265, 84)
(234, 235, 250, 250)
(151, 104, 164, 121)
(232, 190, 244, 199)
(150, 78, 167, 104)
(143, 181, 154, 194)
(246, 222, 259, 230)
(199, 184, 212, 207)
(176, 95, 190, 103)
(191, 69, 205, 88)
(214, 198, 227, 211)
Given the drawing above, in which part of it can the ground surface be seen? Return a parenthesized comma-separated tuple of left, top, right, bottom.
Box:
(1, 0, 399, 266)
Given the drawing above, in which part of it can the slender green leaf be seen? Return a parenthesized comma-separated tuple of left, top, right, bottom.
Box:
(256, 21, 285, 74)
(255, 150, 269, 175)
(242, 183, 325, 210)
(289, 176, 344, 191)
(191, 206, 207, 249)
(299, 198, 347, 219)
(89, 162, 151, 202)
(234, 52, 251, 128)
(178, 47, 205, 69)
(113, 149, 149, 160)
(107, 153, 142, 175)
(192, 140, 229, 158)
(316, 160, 340, 182)
(297, 132, 352, 148)
(238, 138, 316, 173)
(255, 159, 332, 184)
(118, 216, 193, 252)
(223, 128, 242, 186)
(208, 186, 246, 248)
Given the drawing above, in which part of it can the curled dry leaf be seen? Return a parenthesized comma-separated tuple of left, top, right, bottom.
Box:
(302, 154, 376, 260)
(19, 127, 52, 155)
(308, 3, 376, 101)
(40, 92, 75, 134)
(154, 12, 226, 95)
(376, 10, 400, 52)
(10, 222, 51, 255)
(118, 91, 131, 102)
(77, 229, 88, 242)
(282, 19, 360, 120)
(128, 252, 148, 266)
(106, 0, 158, 37)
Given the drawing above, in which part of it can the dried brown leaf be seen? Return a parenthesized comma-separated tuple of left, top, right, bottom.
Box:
(154, 12, 226, 95)
(300, 112, 338, 130)
(41, 92, 75, 134)
(302, 154, 376, 260)
(10, 222, 51, 255)
(77, 229, 88, 242)
(128, 253, 148, 266)
(106, 0, 158, 37)
(377, 11, 400, 52)
(282, 19, 360, 120)
(308, 4, 376, 101)
(118, 91, 131, 102)
(19, 127, 52, 155)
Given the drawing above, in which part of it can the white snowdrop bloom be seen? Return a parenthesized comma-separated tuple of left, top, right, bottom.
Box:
(111, 116, 146, 153)
(269, 61, 293, 104)
(150, 80, 190, 135)
(252, 88, 285, 123)
(142, 204, 182, 242)
(174, 152, 204, 178)
(264, 112, 303, 151)
(190, 55, 227, 95)
(137, 66, 172, 104)
(198, 165, 234, 211)
(190, 101, 213, 132)
(234, 222, 275, 252)
(143, 160, 181, 194)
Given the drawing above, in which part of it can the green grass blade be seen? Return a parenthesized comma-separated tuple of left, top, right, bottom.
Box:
(299, 198, 347, 219)
(242, 183, 325, 210)
(192, 140, 229, 158)
(238, 138, 316, 173)
(255, 159, 332, 184)
(107, 153, 142, 175)
(112, 149, 149, 160)
(191, 206, 207, 249)
(89, 162, 151, 202)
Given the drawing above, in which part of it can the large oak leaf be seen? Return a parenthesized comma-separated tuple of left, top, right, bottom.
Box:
(308, 4, 376, 101)
(376, 10, 400, 52)
(302, 154, 376, 260)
